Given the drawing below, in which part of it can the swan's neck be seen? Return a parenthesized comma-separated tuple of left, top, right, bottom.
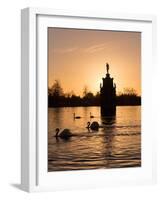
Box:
(55, 130, 59, 137)
(87, 122, 90, 128)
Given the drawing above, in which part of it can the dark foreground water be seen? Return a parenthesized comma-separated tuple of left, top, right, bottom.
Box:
(48, 106, 141, 171)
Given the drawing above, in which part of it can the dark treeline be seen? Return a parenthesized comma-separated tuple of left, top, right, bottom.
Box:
(116, 88, 141, 106)
(48, 80, 141, 107)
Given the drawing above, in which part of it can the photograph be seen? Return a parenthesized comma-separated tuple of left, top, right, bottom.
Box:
(48, 27, 141, 172)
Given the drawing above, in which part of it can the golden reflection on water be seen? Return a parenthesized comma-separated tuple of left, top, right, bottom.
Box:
(48, 106, 141, 171)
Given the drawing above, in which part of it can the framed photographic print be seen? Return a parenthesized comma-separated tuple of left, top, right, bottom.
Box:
(21, 8, 156, 192)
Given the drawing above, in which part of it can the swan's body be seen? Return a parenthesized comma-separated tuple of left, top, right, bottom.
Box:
(73, 113, 81, 119)
(86, 121, 99, 131)
(90, 112, 94, 118)
(55, 128, 72, 139)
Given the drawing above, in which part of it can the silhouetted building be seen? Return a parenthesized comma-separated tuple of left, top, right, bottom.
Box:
(100, 63, 116, 116)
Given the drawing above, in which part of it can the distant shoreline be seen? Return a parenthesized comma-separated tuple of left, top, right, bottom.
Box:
(48, 93, 141, 108)
(48, 104, 141, 108)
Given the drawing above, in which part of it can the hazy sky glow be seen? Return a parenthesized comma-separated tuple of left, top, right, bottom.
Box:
(48, 28, 141, 96)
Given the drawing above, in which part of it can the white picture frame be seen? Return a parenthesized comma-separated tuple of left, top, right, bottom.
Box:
(21, 7, 157, 192)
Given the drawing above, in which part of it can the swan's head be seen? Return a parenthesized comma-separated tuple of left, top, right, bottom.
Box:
(86, 122, 90, 128)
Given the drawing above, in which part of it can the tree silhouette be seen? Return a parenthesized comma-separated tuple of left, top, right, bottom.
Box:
(117, 87, 140, 105)
(82, 85, 89, 97)
(48, 82, 141, 107)
(48, 80, 64, 107)
(50, 80, 63, 97)
(84, 92, 94, 99)
(123, 87, 137, 96)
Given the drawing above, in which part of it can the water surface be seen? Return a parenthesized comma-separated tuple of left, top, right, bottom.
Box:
(48, 106, 141, 171)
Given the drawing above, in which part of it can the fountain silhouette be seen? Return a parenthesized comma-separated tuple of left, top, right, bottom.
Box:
(100, 63, 116, 116)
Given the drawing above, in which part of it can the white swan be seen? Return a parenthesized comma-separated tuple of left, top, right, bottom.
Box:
(55, 128, 72, 139)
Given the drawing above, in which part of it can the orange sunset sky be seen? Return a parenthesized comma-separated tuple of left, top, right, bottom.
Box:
(48, 28, 141, 96)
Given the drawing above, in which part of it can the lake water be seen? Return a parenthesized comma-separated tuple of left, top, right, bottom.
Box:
(48, 106, 141, 171)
